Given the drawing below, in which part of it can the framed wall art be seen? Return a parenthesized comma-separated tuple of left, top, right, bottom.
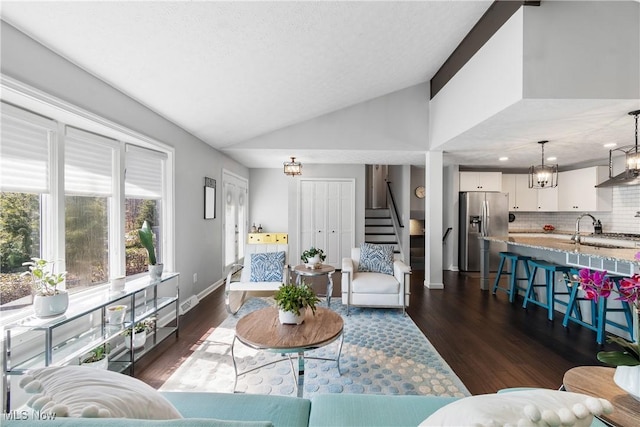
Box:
(204, 177, 216, 219)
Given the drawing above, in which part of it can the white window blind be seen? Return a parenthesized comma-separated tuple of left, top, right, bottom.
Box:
(65, 127, 116, 196)
(0, 102, 56, 193)
(125, 145, 167, 199)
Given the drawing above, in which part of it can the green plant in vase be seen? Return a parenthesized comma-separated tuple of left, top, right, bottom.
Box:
(274, 282, 320, 325)
(21, 258, 69, 317)
(139, 221, 163, 279)
(301, 247, 326, 266)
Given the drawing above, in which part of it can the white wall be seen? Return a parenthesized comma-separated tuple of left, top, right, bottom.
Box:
(410, 165, 426, 217)
(0, 22, 249, 300)
(523, 1, 639, 99)
(430, 8, 524, 149)
(248, 169, 290, 232)
(228, 83, 429, 153)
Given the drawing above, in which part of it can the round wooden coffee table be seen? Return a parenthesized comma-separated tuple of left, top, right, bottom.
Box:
(563, 366, 640, 427)
(293, 264, 336, 307)
(232, 306, 343, 397)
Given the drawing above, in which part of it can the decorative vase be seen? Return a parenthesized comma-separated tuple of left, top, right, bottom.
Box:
(613, 365, 640, 401)
(106, 305, 127, 325)
(125, 331, 147, 350)
(279, 307, 306, 325)
(33, 291, 69, 318)
(82, 357, 108, 370)
(149, 263, 164, 280)
(305, 255, 321, 268)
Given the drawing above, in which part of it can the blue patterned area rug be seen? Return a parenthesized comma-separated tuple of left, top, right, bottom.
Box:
(160, 297, 469, 398)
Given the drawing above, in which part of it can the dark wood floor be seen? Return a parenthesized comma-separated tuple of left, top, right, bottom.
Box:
(136, 269, 612, 395)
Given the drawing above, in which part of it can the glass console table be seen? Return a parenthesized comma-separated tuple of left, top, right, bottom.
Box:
(2, 272, 179, 411)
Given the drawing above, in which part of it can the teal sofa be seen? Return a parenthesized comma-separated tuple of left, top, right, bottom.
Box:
(3, 391, 609, 427)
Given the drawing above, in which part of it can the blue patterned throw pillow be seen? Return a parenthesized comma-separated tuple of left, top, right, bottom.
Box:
(358, 243, 394, 275)
(250, 251, 285, 282)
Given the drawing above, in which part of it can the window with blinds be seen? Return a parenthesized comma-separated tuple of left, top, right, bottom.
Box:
(1, 103, 56, 194)
(0, 103, 55, 308)
(0, 97, 172, 312)
(124, 144, 168, 276)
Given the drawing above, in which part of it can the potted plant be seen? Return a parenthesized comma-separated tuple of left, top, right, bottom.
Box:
(301, 247, 326, 268)
(122, 317, 155, 350)
(21, 258, 68, 318)
(81, 344, 110, 369)
(273, 282, 320, 325)
(139, 220, 163, 280)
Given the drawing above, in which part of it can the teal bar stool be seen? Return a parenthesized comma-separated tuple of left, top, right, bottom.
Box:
(492, 252, 532, 303)
(522, 260, 572, 321)
(563, 274, 634, 344)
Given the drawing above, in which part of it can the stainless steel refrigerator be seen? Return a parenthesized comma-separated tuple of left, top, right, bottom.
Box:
(459, 192, 508, 271)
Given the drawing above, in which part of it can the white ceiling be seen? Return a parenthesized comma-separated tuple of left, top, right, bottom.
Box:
(1, 1, 639, 171)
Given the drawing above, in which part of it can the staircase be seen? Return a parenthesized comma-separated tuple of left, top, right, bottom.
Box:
(365, 208, 400, 255)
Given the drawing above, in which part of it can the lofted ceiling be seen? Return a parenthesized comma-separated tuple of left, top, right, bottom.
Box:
(1, 1, 639, 171)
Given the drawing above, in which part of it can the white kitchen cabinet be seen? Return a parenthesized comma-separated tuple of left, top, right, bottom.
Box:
(459, 172, 502, 192)
(536, 186, 558, 211)
(502, 174, 537, 211)
(558, 166, 612, 211)
(299, 180, 355, 268)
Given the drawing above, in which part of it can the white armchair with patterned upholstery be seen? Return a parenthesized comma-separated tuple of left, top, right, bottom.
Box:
(341, 243, 411, 315)
(225, 243, 289, 314)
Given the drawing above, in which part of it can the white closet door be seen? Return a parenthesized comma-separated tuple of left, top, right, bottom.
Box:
(299, 179, 354, 268)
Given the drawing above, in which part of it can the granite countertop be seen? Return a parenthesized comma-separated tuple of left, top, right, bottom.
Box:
(483, 234, 640, 265)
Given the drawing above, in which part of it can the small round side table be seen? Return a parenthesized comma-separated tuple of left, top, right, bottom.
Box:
(292, 264, 336, 307)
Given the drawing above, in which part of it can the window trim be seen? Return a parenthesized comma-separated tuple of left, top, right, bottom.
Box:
(0, 75, 175, 326)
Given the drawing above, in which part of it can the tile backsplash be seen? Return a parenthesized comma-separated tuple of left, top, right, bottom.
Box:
(509, 186, 640, 234)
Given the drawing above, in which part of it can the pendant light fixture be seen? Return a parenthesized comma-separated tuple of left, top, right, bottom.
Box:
(614, 110, 640, 178)
(596, 110, 640, 187)
(283, 157, 302, 176)
(528, 140, 558, 189)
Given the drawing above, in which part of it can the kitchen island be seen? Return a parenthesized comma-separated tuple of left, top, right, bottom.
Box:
(479, 234, 639, 289)
(478, 233, 639, 338)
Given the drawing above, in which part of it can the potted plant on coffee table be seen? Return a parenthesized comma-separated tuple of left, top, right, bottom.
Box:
(274, 282, 320, 325)
(301, 247, 326, 269)
(21, 258, 68, 318)
(139, 220, 163, 280)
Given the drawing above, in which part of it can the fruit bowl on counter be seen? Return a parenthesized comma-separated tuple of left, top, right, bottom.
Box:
(542, 224, 555, 232)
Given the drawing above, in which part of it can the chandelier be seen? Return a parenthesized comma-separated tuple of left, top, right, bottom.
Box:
(283, 157, 302, 176)
(528, 140, 558, 189)
(609, 109, 640, 179)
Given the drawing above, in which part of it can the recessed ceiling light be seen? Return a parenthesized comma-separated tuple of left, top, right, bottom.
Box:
(603, 143, 617, 148)
(499, 157, 508, 161)
(547, 156, 557, 161)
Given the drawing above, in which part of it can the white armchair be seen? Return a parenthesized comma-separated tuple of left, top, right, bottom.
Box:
(341, 246, 411, 315)
(225, 243, 289, 314)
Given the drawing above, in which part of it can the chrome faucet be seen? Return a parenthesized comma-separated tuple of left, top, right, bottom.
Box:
(571, 213, 597, 244)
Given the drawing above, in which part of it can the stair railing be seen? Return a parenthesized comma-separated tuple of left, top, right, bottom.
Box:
(384, 180, 404, 228)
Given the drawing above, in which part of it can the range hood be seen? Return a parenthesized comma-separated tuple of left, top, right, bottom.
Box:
(595, 171, 640, 188)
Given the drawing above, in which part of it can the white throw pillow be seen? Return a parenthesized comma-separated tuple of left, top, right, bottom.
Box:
(420, 389, 613, 427)
(19, 365, 183, 419)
